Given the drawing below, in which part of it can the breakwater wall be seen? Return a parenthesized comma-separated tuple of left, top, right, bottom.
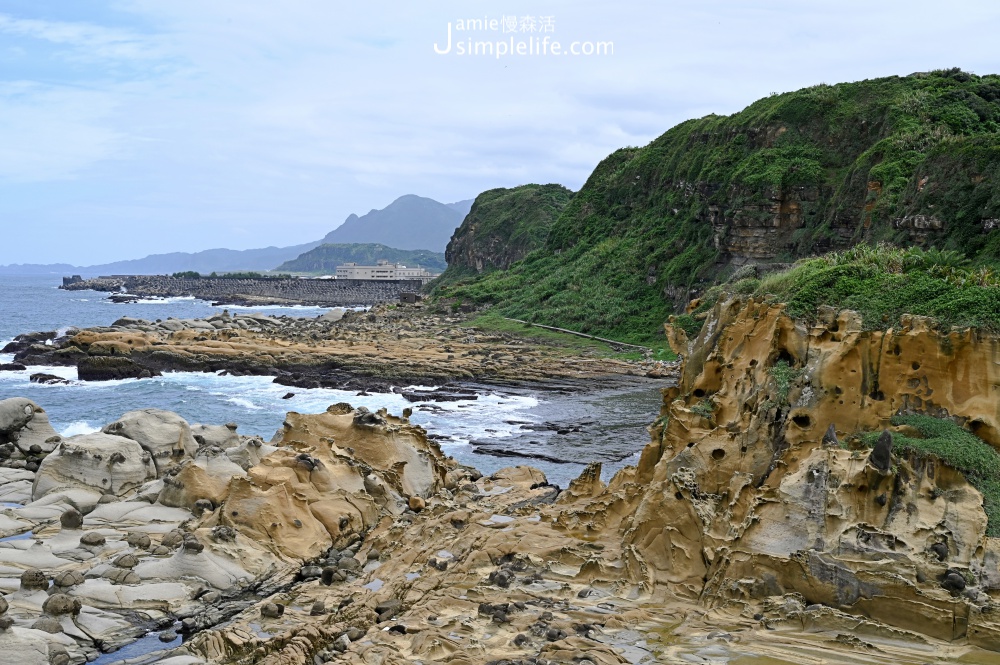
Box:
(61, 275, 425, 306)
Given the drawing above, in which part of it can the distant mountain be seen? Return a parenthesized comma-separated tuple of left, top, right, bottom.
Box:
(320, 195, 468, 252)
(445, 199, 475, 218)
(0, 194, 473, 276)
(277, 243, 447, 274)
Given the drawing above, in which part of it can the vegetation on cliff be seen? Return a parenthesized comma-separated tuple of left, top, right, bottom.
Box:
(861, 414, 1000, 536)
(277, 243, 446, 274)
(433, 69, 1000, 343)
(676, 243, 1000, 336)
(433, 184, 574, 287)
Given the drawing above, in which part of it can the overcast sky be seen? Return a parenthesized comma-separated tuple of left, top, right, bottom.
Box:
(1, 0, 998, 265)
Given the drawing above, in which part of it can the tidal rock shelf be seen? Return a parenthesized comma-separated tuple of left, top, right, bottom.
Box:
(7, 304, 673, 391)
(61, 276, 425, 308)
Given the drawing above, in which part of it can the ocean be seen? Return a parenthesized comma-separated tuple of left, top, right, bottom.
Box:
(0, 274, 663, 486)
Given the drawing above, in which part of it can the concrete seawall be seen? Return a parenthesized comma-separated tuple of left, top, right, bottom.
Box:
(61, 275, 425, 307)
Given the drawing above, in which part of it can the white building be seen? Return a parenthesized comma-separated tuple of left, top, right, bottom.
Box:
(335, 260, 436, 281)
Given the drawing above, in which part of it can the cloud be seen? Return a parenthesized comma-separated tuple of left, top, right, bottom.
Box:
(1, 0, 999, 264)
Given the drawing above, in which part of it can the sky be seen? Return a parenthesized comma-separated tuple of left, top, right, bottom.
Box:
(0, 0, 998, 265)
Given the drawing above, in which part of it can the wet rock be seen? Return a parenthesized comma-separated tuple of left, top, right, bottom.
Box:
(159, 631, 178, 643)
(60, 508, 84, 530)
(78, 356, 161, 381)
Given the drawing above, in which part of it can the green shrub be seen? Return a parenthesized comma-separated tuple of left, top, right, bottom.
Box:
(861, 414, 1000, 536)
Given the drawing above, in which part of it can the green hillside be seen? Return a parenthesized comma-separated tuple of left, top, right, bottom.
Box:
(432, 69, 1000, 344)
(277, 243, 446, 274)
(434, 184, 574, 287)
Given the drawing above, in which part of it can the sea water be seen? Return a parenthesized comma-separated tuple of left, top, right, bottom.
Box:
(0, 275, 663, 486)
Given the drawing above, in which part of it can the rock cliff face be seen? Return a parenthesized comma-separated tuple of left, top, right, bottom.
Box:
(438, 184, 574, 283)
(598, 296, 1000, 647)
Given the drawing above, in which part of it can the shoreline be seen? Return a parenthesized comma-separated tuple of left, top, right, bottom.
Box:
(61, 275, 429, 309)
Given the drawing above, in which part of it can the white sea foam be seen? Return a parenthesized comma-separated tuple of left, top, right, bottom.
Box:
(60, 421, 101, 437)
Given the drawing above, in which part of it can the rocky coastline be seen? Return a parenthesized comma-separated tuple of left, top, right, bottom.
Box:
(4, 303, 672, 394)
(61, 276, 428, 308)
(0, 296, 998, 664)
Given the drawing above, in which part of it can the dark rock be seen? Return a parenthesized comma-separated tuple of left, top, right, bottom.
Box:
(367, 547, 381, 560)
(0, 616, 12, 631)
(321, 567, 338, 585)
(300, 565, 323, 580)
(20, 569, 49, 592)
(822, 424, 839, 447)
(211, 526, 237, 542)
(193, 498, 215, 516)
(337, 556, 361, 571)
(869, 430, 893, 473)
(375, 598, 401, 617)
(60, 508, 83, 530)
(931, 541, 949, 561)
(42, 593, 82, 616)
(77, 356, 161, 381)
(159, 631, 178, 643)
(182, 536, 205, 554)
(80, 532, 106, 547)
(261, 603, 285, 618)
(53, 570, 84, 589)
(943, 570, 968, 593)
(310, 601, 326, 616)
(0, 363, 26, 371)
(545, 627, 568, 642)
(30, 373, 69, 385)
(126, 532, 152, 549)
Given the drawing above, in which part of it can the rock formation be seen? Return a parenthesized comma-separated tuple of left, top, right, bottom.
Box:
(3, 295, 1000, 662)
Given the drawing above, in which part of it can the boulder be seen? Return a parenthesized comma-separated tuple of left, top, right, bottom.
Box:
(32, 433, 157, 504)
(102, 409, 198, 475)
(0, 398, 61, 454)
(77, 356, 160, 381)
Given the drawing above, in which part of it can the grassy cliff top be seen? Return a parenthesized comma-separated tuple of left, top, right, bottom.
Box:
(674, 243, 1000, 337)
(435, 69, 1000, 345)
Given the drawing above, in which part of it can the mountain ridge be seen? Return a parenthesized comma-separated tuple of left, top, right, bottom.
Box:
(1, 195, 473, 276)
